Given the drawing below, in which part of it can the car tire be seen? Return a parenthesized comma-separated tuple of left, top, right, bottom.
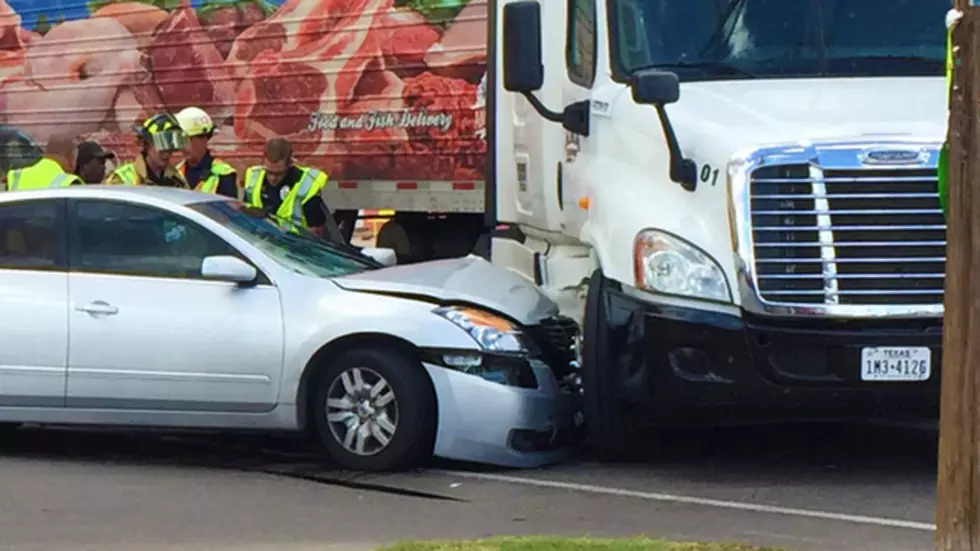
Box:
(582, 269, 649, 463)
(312, 348, 436, 472)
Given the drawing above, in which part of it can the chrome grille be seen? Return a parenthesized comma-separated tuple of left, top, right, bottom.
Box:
(749, 164, 945, 306)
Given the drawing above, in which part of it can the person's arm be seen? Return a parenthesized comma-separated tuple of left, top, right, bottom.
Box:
(215, 173, 239, 199)
(302, 196, 345, 243)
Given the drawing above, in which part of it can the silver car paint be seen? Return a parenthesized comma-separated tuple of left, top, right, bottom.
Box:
(332, 255, 559, 325)
(0, 186, 576, 468)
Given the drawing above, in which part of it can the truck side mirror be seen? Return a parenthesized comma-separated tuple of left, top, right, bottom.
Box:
(629, 69, 680, 105)
(502, 1, 544, 92)
(629, 68, 696, 191)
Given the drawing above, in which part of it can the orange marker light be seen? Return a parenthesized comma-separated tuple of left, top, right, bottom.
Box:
(578, 196, 590, 210)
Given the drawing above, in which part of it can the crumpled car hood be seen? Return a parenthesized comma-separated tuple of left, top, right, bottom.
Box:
(331, 255, 559, 326)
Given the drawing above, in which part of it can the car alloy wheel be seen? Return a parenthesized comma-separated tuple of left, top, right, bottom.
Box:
(325, 366, 399, 456)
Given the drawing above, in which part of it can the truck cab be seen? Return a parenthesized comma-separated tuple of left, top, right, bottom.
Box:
(490, 0, 947, 459)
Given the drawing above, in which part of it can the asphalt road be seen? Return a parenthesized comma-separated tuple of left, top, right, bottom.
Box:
(0, 423, 937, 551)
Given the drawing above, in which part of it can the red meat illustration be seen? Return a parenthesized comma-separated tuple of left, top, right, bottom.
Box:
(234, 0, 393, 163)
(0, 0, 488, 182)
(198, 1, 268, 59)
(380, 8, 440, 79)
(148, 0, 237, 121)
(338, 58, 408, 179)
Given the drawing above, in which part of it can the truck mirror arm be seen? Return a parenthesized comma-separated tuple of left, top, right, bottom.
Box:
(521, 92, 591, 137)
(653, 104, 697, 192)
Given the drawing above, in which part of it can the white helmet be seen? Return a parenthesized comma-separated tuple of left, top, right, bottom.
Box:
(175, 106, 214, 137)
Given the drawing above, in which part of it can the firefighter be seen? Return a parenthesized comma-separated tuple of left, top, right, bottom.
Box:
(174, 106, 238, 198)
(242, 137, 343, 240)
(6, 134, 82, 191)
(105, 113, 188, 187)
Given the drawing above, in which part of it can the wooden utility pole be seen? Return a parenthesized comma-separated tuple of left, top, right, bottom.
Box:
(938, 3, 980, 550)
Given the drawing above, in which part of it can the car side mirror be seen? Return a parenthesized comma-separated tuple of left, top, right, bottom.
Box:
(629, 69, 680, 105)
(201, 255, 258, 284)
(360, 247, 397, 267)
(502, 1, 544, 92)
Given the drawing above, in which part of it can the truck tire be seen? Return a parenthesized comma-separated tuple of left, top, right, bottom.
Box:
(311, 348, 436, 472)
(582, 269, 647, 462)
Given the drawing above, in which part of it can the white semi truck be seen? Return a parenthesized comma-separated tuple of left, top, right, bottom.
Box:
(487, 0, 946, 458)
(2, 0, 947, 460)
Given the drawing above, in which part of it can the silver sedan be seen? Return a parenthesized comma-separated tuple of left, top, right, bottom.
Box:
(0, 186, 582, 471)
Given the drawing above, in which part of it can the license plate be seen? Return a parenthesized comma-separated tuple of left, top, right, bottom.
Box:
(860, 347, 931, 382)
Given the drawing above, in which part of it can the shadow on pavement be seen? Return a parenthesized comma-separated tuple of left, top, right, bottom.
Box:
(0, 421, 937, 479)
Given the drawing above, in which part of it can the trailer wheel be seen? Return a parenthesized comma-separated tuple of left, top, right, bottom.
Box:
(582, 269, 649, 462)
(377, 219, 422, 264)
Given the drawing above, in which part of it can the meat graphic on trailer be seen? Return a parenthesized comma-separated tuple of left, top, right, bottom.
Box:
(0, 0, 487, 184)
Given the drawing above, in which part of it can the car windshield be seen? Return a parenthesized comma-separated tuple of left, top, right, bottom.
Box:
(190, 200, 377, 278)
(611, 0, 945, 81)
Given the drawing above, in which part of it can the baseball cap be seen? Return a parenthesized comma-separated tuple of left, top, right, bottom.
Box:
(76, 141, 115, 165)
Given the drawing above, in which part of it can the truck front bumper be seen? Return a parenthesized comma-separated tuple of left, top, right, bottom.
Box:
(603, 288, 942, 425)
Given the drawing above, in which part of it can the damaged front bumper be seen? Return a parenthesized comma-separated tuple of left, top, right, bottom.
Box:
(421, 351, 584, 468)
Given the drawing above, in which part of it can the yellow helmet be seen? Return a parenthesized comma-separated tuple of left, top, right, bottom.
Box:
(175, 106, 214, 138)
(137, 113, 187, 152)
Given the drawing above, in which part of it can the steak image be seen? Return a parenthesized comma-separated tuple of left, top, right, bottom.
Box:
(150, 1, 237, 122)
(0, 0, 487, 183)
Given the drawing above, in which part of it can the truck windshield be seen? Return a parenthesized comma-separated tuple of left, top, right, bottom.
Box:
(611, 0, 945, 81)
(190, 200, 378, 278)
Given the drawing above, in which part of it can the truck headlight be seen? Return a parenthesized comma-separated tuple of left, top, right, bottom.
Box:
(633, 230, 732, 303)
(433, 306, 526, 353)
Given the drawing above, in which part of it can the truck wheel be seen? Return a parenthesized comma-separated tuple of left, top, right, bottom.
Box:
(582, 269, 647, 462)
(312, 348, 436, 472)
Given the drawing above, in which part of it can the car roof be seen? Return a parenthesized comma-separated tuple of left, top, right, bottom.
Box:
(0, 185, 229, 207)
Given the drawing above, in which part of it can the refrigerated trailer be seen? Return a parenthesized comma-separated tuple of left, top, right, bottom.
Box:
(0, 0, 948, 460)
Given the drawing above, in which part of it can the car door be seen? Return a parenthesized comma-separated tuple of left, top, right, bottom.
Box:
(65, 198, 284, 413)
(0, 197, 68, 407)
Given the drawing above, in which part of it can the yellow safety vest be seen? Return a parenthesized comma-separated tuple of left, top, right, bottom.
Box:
(177, 158, 236, 194)
(243, 165, 327, 232)
(106, 163, 139, 186)
(106, 159, 187, 188)
(6, 158, 81, 191)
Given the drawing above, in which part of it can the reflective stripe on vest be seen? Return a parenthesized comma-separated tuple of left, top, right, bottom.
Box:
(6, 169, 20, 191)
(242, 166, 326, 231)
(178, 159, 235, 194)
(286, 168, 319, 228)
(111, 163, 139, 185)
(244, 166, 263, 204)
(7, 159, 80, 191)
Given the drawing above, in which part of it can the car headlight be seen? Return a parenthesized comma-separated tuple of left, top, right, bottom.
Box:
(433, 306, 526, 353)
(633, 230, 732, 303)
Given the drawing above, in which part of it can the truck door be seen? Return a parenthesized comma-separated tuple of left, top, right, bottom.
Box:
(559, 0, 599, 238)
(497, 0, 565, 234)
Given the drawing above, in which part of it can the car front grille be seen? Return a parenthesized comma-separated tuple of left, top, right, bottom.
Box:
(750, 164, 946, 306)
(523, 315, 579, 378)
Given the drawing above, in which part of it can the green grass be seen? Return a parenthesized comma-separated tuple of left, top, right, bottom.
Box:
(380, 536, 787, 551)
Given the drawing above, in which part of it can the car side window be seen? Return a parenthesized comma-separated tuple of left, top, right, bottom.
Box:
(72, 200, 236, 280)
(0, 199, 65, 271)
(566, 0, 597, 87)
